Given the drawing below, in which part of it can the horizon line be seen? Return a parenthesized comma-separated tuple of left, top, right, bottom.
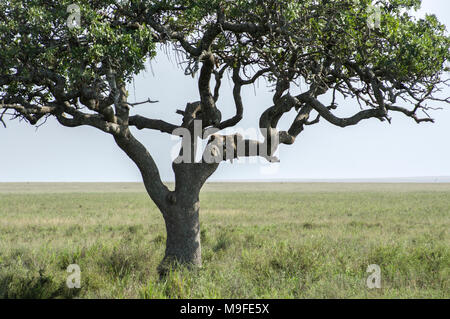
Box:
(1, 176, 450, 183)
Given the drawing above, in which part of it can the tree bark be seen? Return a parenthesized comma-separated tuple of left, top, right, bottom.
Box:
(156, 162, 218, 273)
(115, 132, 218, 274)
(159, 193, 202, 273)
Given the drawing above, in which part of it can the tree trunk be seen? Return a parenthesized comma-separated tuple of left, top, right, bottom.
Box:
(155, 161, 217, 274)
(157, 179, 204, 274)
(159, 200, 202, 272)
(114, 134, 218, 274)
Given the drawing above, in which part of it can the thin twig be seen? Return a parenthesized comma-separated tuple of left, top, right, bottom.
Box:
(126, 98, 159, 107)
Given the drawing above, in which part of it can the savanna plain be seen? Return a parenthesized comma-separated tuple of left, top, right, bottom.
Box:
(0, 182, 448, 298)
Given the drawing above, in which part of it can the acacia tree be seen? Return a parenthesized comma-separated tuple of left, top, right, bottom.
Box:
(1, 0, 449, 271)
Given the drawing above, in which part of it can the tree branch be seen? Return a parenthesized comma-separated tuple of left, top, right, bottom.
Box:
(297, 94, 387, 127)
(114, 132, 170, 208)
(129, 115, 180, 134)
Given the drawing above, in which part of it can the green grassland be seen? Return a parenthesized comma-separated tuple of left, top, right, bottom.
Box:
(0, 183, 448, 298)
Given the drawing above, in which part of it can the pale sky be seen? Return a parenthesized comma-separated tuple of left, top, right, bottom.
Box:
(1, 0, 449, 182)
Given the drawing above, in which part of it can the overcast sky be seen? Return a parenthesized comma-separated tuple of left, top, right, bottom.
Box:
(1, 0, 449, 182)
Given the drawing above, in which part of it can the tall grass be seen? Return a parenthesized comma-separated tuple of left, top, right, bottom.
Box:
(0, 183, 448, 298)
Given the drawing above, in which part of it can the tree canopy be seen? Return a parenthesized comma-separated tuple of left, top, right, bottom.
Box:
(1, 0, 449, 140)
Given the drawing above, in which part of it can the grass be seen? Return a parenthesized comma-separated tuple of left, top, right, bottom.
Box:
(0, 183, 448, 298)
